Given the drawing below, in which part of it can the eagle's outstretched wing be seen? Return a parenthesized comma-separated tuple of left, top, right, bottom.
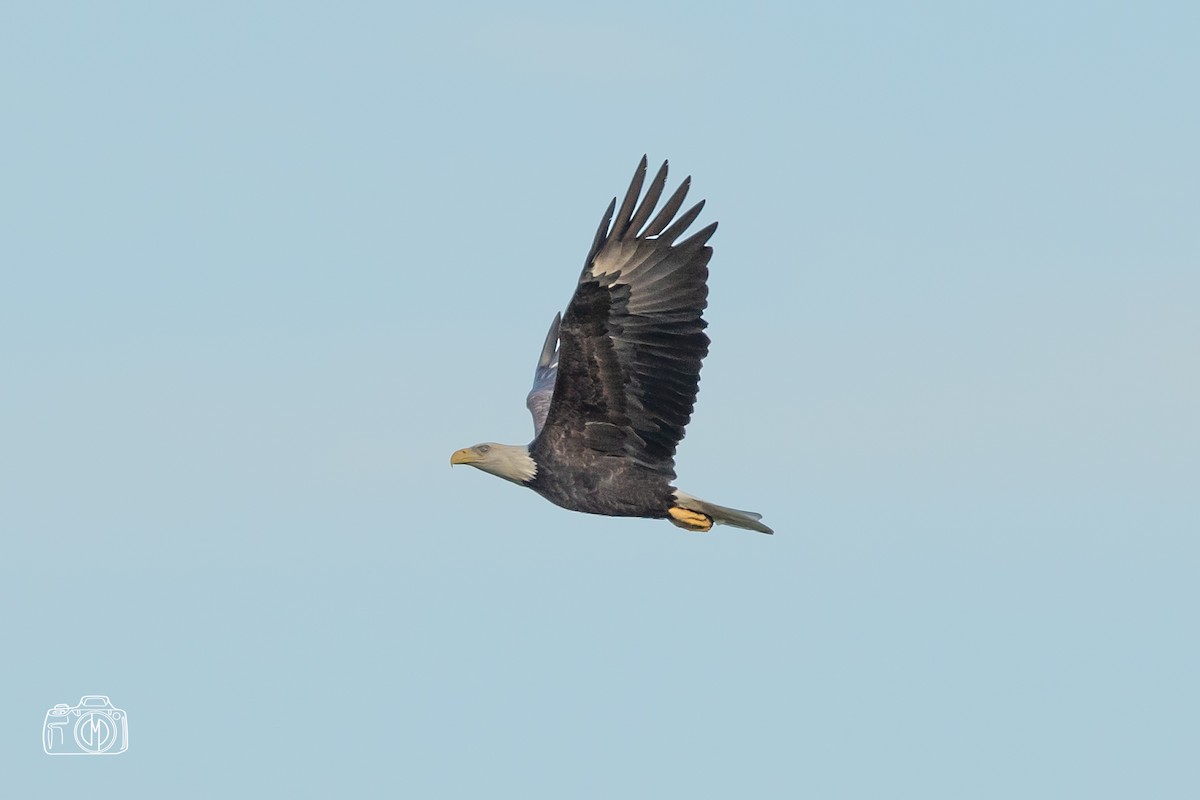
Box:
(525, 313, 560, 436)
(534, 157, 714, 480)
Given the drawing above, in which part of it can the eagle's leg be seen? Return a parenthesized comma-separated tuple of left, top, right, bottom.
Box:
(668, 506, 713, 532)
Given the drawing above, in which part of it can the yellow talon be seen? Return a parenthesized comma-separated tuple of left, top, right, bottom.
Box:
(668, 506, 713, 532)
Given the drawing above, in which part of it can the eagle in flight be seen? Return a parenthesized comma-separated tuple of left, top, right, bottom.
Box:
(451, 157, 772, 534)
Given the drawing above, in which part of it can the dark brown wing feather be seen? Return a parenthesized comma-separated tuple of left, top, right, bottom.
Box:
(535, 157, 714, 481)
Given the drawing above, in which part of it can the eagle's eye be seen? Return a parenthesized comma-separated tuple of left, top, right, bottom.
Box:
(478, 444, 491, 454)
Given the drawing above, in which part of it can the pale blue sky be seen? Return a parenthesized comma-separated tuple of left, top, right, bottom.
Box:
(2, 1, 1197, 797)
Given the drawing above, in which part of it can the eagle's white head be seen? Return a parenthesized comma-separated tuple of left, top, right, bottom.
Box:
(450, 442, 537, 485)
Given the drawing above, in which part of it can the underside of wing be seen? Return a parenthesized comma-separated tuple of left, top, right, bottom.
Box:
(526, 313, 560, 436)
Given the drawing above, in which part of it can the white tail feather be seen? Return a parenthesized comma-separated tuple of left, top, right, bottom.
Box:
(674, 490, 773, 535)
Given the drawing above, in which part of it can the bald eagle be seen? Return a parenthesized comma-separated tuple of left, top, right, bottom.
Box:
(451, 158, 772, 534)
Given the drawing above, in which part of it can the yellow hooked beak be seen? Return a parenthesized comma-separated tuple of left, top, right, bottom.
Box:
(450, 448, 480, 466)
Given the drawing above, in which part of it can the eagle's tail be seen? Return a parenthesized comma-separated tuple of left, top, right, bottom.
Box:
(672, 490, 774, 535)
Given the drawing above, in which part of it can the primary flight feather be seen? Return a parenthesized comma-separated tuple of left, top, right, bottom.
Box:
(451, 157, 772, 534)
